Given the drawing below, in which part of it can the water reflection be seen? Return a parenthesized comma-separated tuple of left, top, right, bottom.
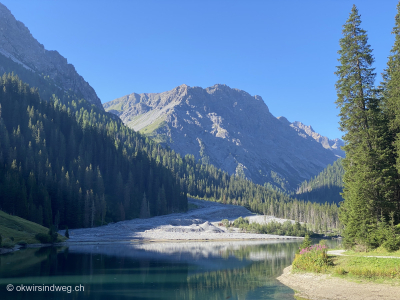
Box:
(0, 240, 339, 300)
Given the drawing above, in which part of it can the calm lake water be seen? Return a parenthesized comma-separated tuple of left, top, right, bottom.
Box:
(0, 239, 340, 300)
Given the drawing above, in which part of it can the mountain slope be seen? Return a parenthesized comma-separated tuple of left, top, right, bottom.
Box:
(0, 74, 187, 228)
(0, 3, 102, 109)
(296, 158, 344, 204)
(288, 119, 344, 158)
(104, 84, 339, 190)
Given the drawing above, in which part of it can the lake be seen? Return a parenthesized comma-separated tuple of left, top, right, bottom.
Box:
(0, 239, 339, 300)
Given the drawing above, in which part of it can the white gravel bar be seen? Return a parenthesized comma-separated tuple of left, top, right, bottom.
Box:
(60, 198, 303, 243)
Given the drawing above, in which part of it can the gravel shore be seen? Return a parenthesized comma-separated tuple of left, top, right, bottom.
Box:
(277, 266, 400, 300)
(61, 198, 303, 243)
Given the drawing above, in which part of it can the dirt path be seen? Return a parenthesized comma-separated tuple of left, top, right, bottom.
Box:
(277, 266, 400, 300)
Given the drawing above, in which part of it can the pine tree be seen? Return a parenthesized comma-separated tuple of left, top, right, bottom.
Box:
(335, 5, 389, 248)
(381, 1, 400, 224)
(140, 192, 150, 219)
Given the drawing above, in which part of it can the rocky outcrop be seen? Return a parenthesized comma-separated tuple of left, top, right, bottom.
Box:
(104, 84, 340, 190)
(279, 119, 345, 158)
(0, 3, 102, 109)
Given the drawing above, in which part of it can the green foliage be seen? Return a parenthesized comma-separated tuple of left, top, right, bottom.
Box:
(0, 72, 341, 234)
(229, 217, 311, 237)
(333, 256, 400, 279)
(33, 223, 60, 244)
(0, 233, 2, 247)
(1, 238, 14, 249)
(48, 225, 58, 243)
(34, 233, 52, 244)
(335, 5, 399, 249)
(342, 246, 400, 257)
(292, 244, 331, 273)
(0, 209, 53, 244)
(221, 219, 229, 227)
(17, 240, 28, 247)
(296, 159, 344, 204)
(0, 73, 187, 229)
(300, 234, 311, 249)
(382, 215, 400, 252)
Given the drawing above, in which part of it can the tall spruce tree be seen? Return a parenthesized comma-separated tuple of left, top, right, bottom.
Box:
(381, 1, 400, 223)
(335, 5, 393, 248)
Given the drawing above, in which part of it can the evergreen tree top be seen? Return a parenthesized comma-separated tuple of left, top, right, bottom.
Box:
(335, 5, 376, 137)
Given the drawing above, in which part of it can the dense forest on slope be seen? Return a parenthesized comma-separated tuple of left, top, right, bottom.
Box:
(0, 74, 187, 229)
(0, 72, 340, 233)
(0, 53, 96, 111)
(296, 159, 344, 204)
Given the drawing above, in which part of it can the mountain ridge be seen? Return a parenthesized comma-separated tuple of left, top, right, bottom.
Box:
(104, 83, 342, 190)
(0, 3, 102, 109)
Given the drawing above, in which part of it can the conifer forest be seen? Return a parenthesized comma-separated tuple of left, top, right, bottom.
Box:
(336, 4, 400, 249)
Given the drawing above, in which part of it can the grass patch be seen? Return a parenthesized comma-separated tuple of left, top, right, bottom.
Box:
(331, 256, 400, 280)
(343, 246, 400, 257)
(139, 118, 166, 135)
(104, 101, 124, 112)
(0, 210, 66, 245)
(292, 243, 400, 283)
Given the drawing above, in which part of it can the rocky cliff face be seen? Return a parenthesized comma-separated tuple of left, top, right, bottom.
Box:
(104, 84, 341, 190)
(277, 118, 345, 158)
(0, 3, 102, 109)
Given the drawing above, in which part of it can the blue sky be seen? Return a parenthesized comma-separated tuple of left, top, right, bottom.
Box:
(1, 0, 399, 139)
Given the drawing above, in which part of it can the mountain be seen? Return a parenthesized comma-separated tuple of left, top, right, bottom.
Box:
(104, 84, 340, 190)
(0, 3, 102, 109)
(0, 74, 340, 233)
(283, 119, 344, 158)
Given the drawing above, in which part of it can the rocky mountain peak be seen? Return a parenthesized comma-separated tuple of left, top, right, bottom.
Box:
(290, 121, 344, 158)
(277, 116, 291, 126)
(0, 3, 102, 109)
(104, 84, 340, 189)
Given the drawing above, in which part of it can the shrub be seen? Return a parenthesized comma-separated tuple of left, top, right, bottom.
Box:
(48, 225, 58, 243)
(383, 233, 400, 252)
(292, 244, 332, 273)
(2, 238, 15, 249)
(35, 233, 51, 244)
(17, 241, 28, 247)
(0, 233, 2, 247)
(233, 217, 249, 229)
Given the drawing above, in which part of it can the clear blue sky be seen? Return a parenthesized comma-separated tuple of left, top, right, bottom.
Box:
(1, 0, 399, 139)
